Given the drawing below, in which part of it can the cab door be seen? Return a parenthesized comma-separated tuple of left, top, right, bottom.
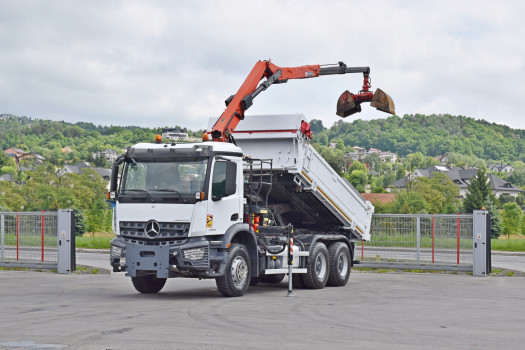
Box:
(205, 157, 243, 235)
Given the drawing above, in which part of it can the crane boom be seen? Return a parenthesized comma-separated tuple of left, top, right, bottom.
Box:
(209, 60, 394, 142)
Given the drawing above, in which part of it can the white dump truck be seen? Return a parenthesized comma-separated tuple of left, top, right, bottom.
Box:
(109, 60, 395, 296)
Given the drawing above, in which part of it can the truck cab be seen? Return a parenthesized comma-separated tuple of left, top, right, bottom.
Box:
(109, 142, 258, 293)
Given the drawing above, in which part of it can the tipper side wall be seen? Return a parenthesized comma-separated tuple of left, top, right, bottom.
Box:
(229, 114, 374, 241)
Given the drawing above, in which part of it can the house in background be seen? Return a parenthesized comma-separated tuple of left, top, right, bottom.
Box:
(388, 165, 522, 199)
(488, 163, 515, 173)
(4, 148, 46, 167)
(345, 146, 398, 163)
(93, 149, 118, 163)
(58, 162, 112, 190)
(161, 128, 189, 141)
(4, 147, 25, 158)
(436, 153, 449, 165)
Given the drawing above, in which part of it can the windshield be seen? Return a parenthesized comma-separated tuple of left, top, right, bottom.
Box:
(120, 158, 208, 195)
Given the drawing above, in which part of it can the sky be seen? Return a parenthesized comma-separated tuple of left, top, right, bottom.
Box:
(0, 0, 524, 131)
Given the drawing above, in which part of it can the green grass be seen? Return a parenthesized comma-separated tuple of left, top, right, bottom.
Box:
(491, 239, 525, 252)
(75, 236, 113, 249)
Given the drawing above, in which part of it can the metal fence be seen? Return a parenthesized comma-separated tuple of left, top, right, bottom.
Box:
(357, 214, 475, 271)
(1, 211, 61, 270)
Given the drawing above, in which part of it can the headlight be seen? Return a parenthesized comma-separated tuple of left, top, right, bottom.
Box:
(110, 245, 122, 258)
(182, 247, 206, 260)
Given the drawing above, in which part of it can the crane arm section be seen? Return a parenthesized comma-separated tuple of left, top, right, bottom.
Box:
(209, 60, 393, 142)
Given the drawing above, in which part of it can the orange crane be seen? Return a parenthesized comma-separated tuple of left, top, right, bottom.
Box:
(209, 60, 395, 142)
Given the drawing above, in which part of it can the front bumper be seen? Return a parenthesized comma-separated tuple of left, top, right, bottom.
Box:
(110, 237, 223, 278)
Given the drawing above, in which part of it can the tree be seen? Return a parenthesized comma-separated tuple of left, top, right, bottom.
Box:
(485, 197, 501, 238)
(363, 153, 381, 172)
(395, 166, 405, 180)
(0, 152, 16, 168)
(405, 152, 425, 170)
(309, 119, 326, 134)
(463, 168, 494, 213)
(387, 191, 427, 214)
(93, 156, 108, 168)
(75, 210, 87, 237)
(349, 160, 367, 173)
(349, 170, 367, 190)
(501, 202, 521, 238)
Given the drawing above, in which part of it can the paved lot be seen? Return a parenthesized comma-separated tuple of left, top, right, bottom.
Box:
(1, 268, 524, 350)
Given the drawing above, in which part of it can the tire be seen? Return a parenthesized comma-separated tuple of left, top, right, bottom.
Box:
(131, 275, 167, 294)
(260, 274, 285, 284)
(327, 242, 351, 287)
(302, 242, 329, 289)
(216, 243, 251, 297)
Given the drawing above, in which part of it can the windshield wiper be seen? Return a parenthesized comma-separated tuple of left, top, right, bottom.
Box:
(149, 188, 188, 203)
(123, 189, 155, 202)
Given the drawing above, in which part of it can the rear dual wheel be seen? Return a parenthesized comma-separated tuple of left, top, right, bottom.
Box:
(295, 241, 351, 289)
(327, 242, 351, 287)
(302, 242, 330, 289)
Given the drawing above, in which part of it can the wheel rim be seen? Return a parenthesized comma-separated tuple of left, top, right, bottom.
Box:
(315, 253, 327, 279)
(337, 252, 349, 277)
(231, 256, 248, 286)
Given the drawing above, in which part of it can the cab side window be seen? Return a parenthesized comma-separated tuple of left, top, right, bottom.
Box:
(212, 161, 227, 197)
(212, 161, 237, 198)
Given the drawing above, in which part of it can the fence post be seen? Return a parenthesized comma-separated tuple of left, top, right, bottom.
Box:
(431, 214, 435, 264)
(457, 213, 460, 265)
(41, 210, 45, 262)
(416, 216, 421, 265)
(16, 213, 19, 261)
(1, 214, 4, 262)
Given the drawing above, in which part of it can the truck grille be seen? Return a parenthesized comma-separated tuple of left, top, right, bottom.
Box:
(119, 221, 190, 245)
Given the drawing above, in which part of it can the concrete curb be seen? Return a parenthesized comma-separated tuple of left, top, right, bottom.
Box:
(76, 248, 109, 254)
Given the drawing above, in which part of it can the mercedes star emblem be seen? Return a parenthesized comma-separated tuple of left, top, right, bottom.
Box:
(144, 220, 161, 239)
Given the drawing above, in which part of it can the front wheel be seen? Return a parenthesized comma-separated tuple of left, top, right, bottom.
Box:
(216, 243, 251, 297)
(131, 275, 167, 294)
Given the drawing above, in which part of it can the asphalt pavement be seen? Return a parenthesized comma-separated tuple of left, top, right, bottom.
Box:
(0, 251, 524, 349)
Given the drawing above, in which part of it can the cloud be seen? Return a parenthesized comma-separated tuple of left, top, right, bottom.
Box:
(0, 0, 523, 131)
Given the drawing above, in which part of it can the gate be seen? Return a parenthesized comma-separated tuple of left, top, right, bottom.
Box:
(0, 210, 75, 273)
(358, 211, 490, 275)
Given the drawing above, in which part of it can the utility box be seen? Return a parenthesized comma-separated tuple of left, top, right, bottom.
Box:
(57, 210, 76, 274)
(473, 210, 491, 277)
